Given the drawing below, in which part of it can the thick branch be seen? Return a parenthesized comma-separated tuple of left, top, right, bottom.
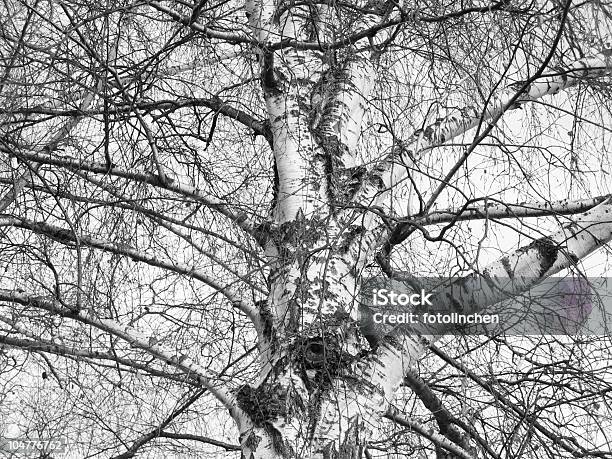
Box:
(355, 53, 612, 208)
(380, 200, 612, 344)
(404, 369, 470, 450)
(0, 333, 196, 383)
(363, 200, 612, 457)
(378, 194, 612, 277)
(391, 194, 611, 244)
(315, 54, 377, 170)
(428, 200, 612, 319)
(246, 0, 329, 222)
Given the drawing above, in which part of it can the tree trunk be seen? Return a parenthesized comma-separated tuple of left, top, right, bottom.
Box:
(237, 228, 392, 457)
(235, 0, 612, 456)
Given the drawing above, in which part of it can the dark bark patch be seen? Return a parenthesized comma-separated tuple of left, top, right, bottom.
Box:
(568, 252, 579, 265)
(339, 225, 365, 253)
(367, 173, 386, 191)
(500, 256, 514, 278)
(565, 221, 579, 236)
(236, 384, 287, 425)
(339, 165, 367, 203)
(520, 236, 559, 277)
(256, 300, 275, 341)
(241, 431, 261, 452)
(271, 157, 279, 212)
(315, 135, 356, 209)
(276, 213, 324, 248)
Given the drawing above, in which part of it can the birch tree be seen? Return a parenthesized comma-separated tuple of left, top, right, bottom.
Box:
(1, 0, 612, 458)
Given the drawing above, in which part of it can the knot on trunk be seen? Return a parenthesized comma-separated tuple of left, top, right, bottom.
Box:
(300, 337, 342, 371)
(292, 327, 369, 390)
(313, 133, 367, 208)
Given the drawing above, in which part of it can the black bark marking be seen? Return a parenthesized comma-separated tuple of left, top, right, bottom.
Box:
(256, 300, 275, 341)
(241, 431, 261, 452)
(500, 256, 514, 278)
(446, 292, 463, 312)
(316, 135, 358, 210)
(521, 236, 559, 277)
(366, 170, 386, 191)
(270, 157, 279, 212)
(235, 383, 294, 456)
(342, 165, 367, 201)
(261, 48, 276, 89)
(565, 221, 580, 236)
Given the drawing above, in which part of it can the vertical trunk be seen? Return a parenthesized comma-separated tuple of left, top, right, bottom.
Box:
(237, 238, 415, 457)
(240, 1, 401, 455)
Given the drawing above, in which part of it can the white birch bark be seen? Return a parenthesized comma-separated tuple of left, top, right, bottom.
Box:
(413, 194, 611, 226)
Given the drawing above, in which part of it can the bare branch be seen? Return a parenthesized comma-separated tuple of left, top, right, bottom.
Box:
(385, 406, 476, 459)
(392, 194, 612, 243)
(0, 215, 262, 327)
(0, 289, 242, 415)
(111, 385, 244, 456)
(157, 432, 240, 451)
(355, 53, 612, 209)
(0, 97, 271, 141)
(428, 343, 612, 458)
(0, 145, 265, 240)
